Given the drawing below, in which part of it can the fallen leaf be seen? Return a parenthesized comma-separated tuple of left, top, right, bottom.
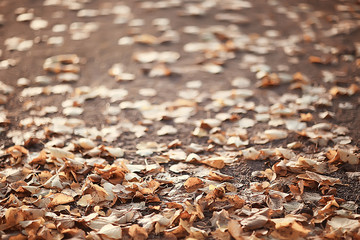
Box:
(98, 224, 122, 239)
(242, 147, 260, 160)
(184, 177, 204, 192)
(157, 125, 178, 136)
(48, 193, 74, 207)
(264, 129, 288, 140)
(200, 158, 225, 169)
(211, 228, 231, 240)
(297, 171, 341, 186)
(128, 224, 148, 240)
(210, 209, 230, 232)
(227, 220, 243, 240)
(327, 216, 360, 234)
(48, 147, 74, 159)
(206, 171, 234, 181)
(4, 207, 26, 229)
(271, 217, 310, 240)
(240, 214, 268, 230)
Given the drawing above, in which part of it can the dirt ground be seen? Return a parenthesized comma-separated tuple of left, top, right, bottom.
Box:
(0, 0, 360, 239)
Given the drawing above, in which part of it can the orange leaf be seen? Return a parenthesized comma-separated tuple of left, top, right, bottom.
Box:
(228, 220, 243, 240)
(271, 218, 310, 239)
(129, 224, 148, 240)
(206, 171, 234, 181)
(4, 207, 25, 229)
(48, 193, 74, 207)
(184, 177, 204, 192)
(308, 56, 322, 63)
(300, 113, 313, 122)
(6, 145, 28, 158)
(200, 158, 225, 169)
(8, 234, 27, 240)
(29, 150, 47, 165)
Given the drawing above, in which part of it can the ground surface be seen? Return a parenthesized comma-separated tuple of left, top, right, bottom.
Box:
(0, 0, 360, 239)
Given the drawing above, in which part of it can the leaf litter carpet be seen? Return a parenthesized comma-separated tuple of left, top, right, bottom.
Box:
(0, 0, 360, 239)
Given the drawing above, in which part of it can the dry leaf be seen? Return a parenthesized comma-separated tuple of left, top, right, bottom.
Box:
(227, 220, 243, 240)
(240, 214, 268, 230)
(211, 228, 231, 240)
(128, 224, 148, 240)
(200, 158, 225, 169)
(184, 177, 204, 192)
(210, 209, 230, 232)
(48, 193, 74, 207)
(297, 171, 341, 186)
(98, 224, 122, 239)
(264, 129, 288, 140)
(242, 147, 260, 160)
(327, 216, 360, 234)
(271, 217, 310, 239)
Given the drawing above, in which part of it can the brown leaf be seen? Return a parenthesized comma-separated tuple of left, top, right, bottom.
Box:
(228, 220, 243, 240)
(4, 207, 25, 229)
(10, 180, 28, 192)
(29, 150, 47, 165)
(1, 194, 23, 207)
(300, 113, 313, 122)
(240, 214, 268, 230)
(293, 72, 308, 83)
(61, 228, 86, 239)
(206, 171, 234, 181)
(88, 183, 109, 203)
(210, 209, 230, 232)
(184, 177, 204, 192)
(297, 171, 341, 186)
(209, 133, 227, 146)
(163, 232, 178, 240)
(94, 164, 127, 184)
(211, 228, 231, 240)
(6, 145, 28, 164)
(226, 195, 245, 209)
(6, 233, 27, 240)
(48, 193, 74, 207)
(327, 149, 359, 165)
(140, 180, 160, 195)
(329, 84, 359, 97)
(200, 158, 225, 169)
(257, 73, 281, 87)
(77, 194, 93, 207)
(308, 56, 323, 64)
(271, 217, 310, 239)
(129, 224, 149, 240)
